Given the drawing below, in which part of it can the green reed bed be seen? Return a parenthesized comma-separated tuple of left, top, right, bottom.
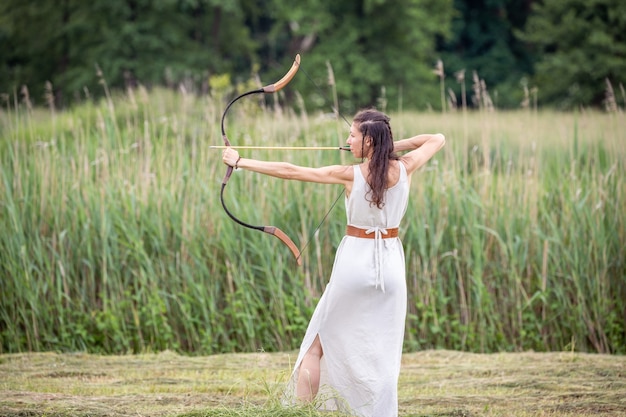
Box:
(398, 110, 624, 353)
(0, 89, 624, 355)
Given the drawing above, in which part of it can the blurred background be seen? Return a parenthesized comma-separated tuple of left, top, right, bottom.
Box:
(1, 0, 625, 112)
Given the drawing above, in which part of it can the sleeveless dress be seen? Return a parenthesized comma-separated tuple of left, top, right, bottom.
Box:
(284, 162, 410, 417)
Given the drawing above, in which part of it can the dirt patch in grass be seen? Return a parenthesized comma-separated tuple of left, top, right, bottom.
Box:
(0, 350, 624, 416)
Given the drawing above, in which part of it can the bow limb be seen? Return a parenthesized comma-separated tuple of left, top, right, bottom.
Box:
(262, 54, 300, 92)
(220, 55, 302, 266)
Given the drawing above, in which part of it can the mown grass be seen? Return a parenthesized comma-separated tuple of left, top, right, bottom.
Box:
(0, 350, 624, 416)
(0, 87, 625, 356)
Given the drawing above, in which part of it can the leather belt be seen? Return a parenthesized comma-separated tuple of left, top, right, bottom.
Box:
(345, 225, 399, 239)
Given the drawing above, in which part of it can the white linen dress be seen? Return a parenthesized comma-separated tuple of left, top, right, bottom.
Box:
(284, 163, 410, 417)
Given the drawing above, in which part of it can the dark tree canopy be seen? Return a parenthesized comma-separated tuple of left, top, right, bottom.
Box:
(0, 0, 624, 110)
(520, 0, 626, 108)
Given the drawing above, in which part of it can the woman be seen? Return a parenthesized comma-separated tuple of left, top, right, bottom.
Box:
(222, 109, 445, 416)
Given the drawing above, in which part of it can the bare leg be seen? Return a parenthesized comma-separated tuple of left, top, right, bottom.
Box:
(296, 335, 323, 402)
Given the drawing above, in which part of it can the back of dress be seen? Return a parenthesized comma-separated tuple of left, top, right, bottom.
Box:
(346, 163, 409, 229)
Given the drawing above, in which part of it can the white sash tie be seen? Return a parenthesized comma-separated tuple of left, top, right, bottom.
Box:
(365, 227, 389, 293)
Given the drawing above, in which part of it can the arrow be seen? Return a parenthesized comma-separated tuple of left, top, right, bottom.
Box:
(210, 145, 351, 151)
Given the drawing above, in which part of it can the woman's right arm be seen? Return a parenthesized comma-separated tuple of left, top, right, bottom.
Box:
(395, 133, 445, 175)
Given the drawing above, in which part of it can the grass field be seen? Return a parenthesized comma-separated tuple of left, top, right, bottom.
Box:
(1, 350, 625, 417)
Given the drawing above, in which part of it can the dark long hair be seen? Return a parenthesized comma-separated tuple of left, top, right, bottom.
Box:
(353, 109, 399, 209)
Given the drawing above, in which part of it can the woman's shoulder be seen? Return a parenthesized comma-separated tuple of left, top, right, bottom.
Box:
(321, 163, 355, 183)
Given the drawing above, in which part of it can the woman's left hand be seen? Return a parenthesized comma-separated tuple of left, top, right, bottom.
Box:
(222, 147, 240, 168)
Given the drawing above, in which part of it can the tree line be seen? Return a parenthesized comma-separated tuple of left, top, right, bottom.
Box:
(1, 0, 624, 111)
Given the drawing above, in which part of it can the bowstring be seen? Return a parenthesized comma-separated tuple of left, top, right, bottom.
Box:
(295, 65, 352, 263)
(300, 66, 351, 126)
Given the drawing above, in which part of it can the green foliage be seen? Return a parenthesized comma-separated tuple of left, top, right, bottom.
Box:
(520, 0, 626, 108)
(0, 0, 256, 106)
(2, 0, 626, 110)
(269, 0, 454, 112)
(0, 0, 452, 111)
(438, 0, 535, 109)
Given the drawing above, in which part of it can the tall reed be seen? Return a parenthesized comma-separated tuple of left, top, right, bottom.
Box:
(1, 87, 624, 355)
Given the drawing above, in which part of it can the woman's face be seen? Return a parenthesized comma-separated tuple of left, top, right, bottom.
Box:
(347, 122, 370, 159)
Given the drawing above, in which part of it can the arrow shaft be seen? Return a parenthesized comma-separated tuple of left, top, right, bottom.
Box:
(211, 145, 350, 151)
